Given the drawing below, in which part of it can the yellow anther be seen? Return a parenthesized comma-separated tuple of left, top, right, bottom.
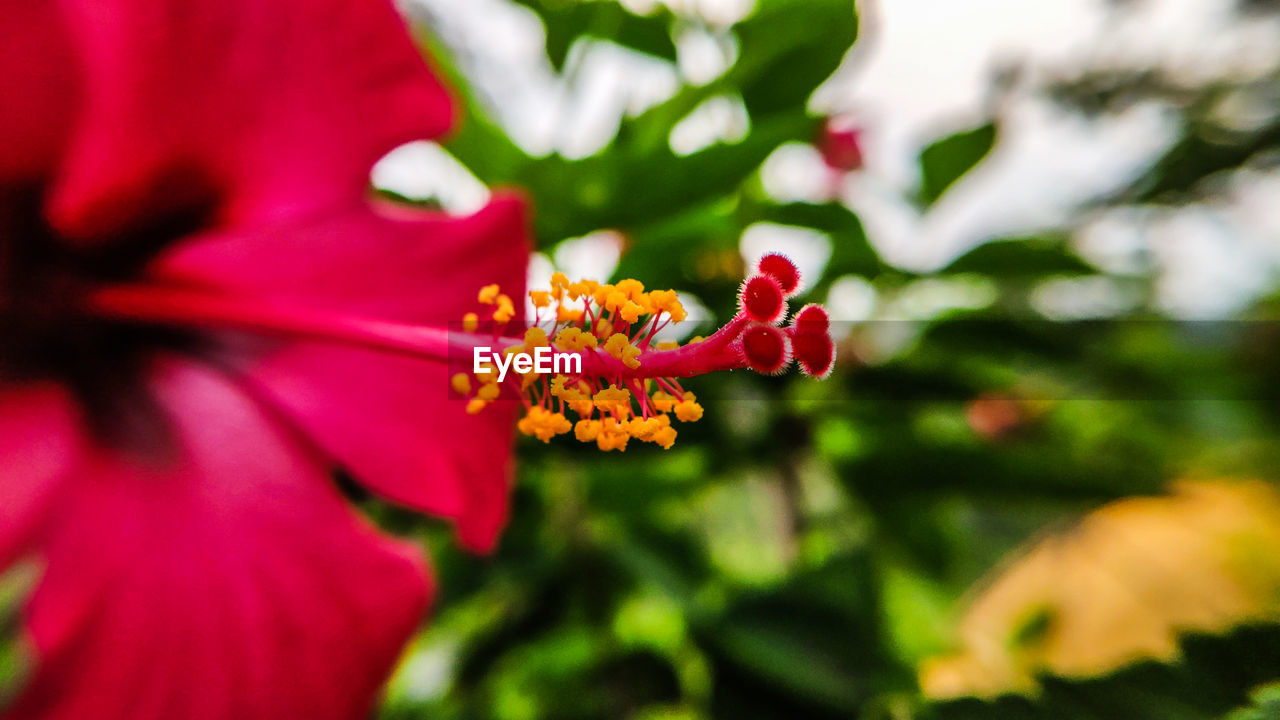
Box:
(604, 332, 628, 356)
(648, 289, 676, 307)
(523, 327, 549, 349)
(615, 278, 645, 300)
(475, 360, 498, 381)
(649, 289, 686, 322)
(674, 393, 703, 422)
(466, 398, 487, 415)
(656, 341, 680, 350)
(594, 385, 632, 416)
(554, 327, 580, 350)
(625, 413, 677, 448)
(530, 290, 552, 308)
(653, 425, 677, 449)
(551, 271, 570, 292)
(596, 417, 630, 452)
(550, 376, 594, 416)
(462, 312, 479, 333)
(568, 400, 593, 418)
(619, 300, 645, 324)
(478, 284, 500, 304)
(625, 418, 651, 439)
(477, 383, 500, 401)
(574, 419, 600, 442)
(591, 284, 615, 307)
(625, 414, 671, 442)
(555, 327, 598, 351)
(557, 306, 583, 323)
(517, 407, 572, 443)
(604, 289, 628, 313)
(604, 333, 641, 369)
(567, 280, 597, 300)
(450, 373, 472, 395)
(687, 335, 704, 344)
(651, 390, 676, 413)
(595, 318, 613, 337)
(493, 294, 516, 323)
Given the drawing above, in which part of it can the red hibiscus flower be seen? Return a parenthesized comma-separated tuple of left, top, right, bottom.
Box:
(1, 0, 529, 717)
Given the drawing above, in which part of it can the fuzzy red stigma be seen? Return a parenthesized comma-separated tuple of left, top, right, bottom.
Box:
(756, 253, 801, 296)
(792, 330, 835, 379)
(740, 274, 787, 324)
(742, 323, 791, 374)
(793, 303, 830, 334)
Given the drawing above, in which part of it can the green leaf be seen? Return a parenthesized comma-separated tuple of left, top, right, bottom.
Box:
(1223, 682, 1280, 720)
(878, 560, 954, 666)
(708, 560, 882, 712)
(437, 0, 857, 245)
(0, 561, 39, 711)
(918, 122, 997, 206)
(927, 624, 1280, 720)
(519, 113, 818, 243)
(729, 0, 859, 116)
(512, 0, 677, 71)
(940, 235, 1097, 278)
(1122, 117, 1280, 204)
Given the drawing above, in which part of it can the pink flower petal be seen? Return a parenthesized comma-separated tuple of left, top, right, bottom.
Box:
(0, 385, 81, 569)
(8, 359, 430, 720)
(150, 195, 531, 551)
(0, 4, 79, 182)
(47, 0, 453, 239)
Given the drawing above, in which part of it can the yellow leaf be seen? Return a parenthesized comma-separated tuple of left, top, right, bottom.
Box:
(920, 480, 1280, 699)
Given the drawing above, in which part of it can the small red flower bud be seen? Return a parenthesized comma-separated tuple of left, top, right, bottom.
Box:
(742, 323, 791, 375)
(740, 274, 786, 324)
(756, 253, 801, 296)
(792, 330, 835, 379)
(819, 119, 863, 172)
(966, 392, 1024, 441)
(792, 303, 829, 334)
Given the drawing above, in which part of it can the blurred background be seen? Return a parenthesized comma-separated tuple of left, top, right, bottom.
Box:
(368, 0, 1280, 717)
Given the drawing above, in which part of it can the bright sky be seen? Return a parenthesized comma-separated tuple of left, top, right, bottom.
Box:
(388, 0, 1280, 319)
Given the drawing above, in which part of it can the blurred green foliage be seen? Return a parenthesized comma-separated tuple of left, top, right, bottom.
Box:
(378, 1, 1280, 718)
(929, 626, 1280, 720)
(0, 562, 37, 708)
(917, 123, 997, 207)
(509, 0, 677, 71)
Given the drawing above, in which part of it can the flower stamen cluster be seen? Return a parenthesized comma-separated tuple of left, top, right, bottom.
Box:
(450, 253, 835, 451)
